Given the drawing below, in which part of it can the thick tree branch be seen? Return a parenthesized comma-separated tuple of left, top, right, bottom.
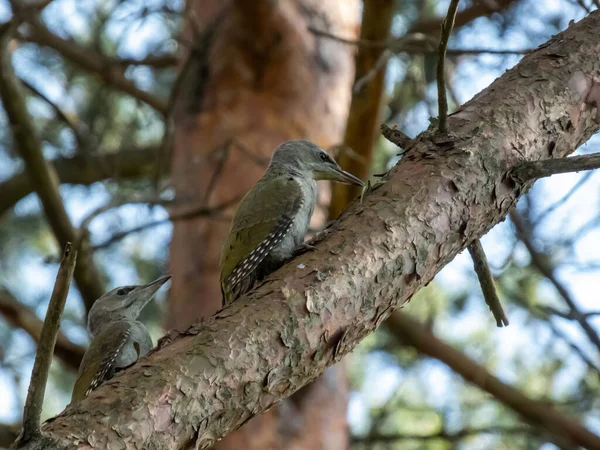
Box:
(512, 152, 600, 180)
(0, 27, 105, 312)
(21, 10, 600, 450)
(14, 243, 76, 446)
(17, 20, 168, 114)
(0, 289, 84, 370)
(0, 146, 163, 218)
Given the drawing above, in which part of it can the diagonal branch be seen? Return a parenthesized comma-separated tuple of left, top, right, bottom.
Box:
(14, 243, 76, 446)
(20, 78, 92, 149)
(510, 210, 600, 354)
(467, 240, 509, 326)
(379, 314, 581, 449)
(436, 0, 459, 133)
(20, 11, 600, 449)
(512, 151, 600, 180)
(0, 26, 105, 312)
(409, 0, 520, 35)
(0, 288, 84, 370)
(17, 20, 168, 114)
(0, 146, 164, 218)
(434, 0, 508, 327)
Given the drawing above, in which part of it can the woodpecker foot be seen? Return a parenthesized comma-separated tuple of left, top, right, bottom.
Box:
(293, 243, 317, 257)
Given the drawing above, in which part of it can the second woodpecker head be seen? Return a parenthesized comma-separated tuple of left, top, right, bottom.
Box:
(87, 275, 171, 336)
(269, 140, 364, 187)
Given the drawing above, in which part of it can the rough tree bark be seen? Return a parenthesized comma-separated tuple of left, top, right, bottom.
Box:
(22, 9, 600, 450)
(167, 1, 360, 449)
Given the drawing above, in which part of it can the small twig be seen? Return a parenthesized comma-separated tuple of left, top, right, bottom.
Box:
(20, 78, 93, 150)
(538, 305, 600, 321)
(353, 49, 394, 94)
(509, 290, 600, 376)
(91, 197, 239, 251)
(512, 152, 600, 181)
(380, 124, 412, 149)
(308, 26, 532, 56)
(533, 171, 594, 225)
(203, 141, 233, 204)
(511, 210, 600, 354)
(0, 288, 84, 370)
(436, 0, 460, 133)
(14, 243, 77, 445)
(468, 240, 509, 327)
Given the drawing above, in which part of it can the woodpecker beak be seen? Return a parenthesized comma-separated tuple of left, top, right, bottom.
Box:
(315, 166, 364, 186)
(332, 168, 364, 187)
(136, 275, 171, 299)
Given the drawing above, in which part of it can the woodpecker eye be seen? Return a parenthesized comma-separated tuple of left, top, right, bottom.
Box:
(116, 287, 133, 296)
(319, 153, 330, 163)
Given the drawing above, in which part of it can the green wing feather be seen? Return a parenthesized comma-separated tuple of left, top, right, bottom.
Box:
(220, 176, 303, 304)
(71, 321, 130, 402)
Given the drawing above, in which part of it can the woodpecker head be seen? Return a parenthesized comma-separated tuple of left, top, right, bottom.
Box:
(270, 140, 364, 186)
(87, 275, 171, 336)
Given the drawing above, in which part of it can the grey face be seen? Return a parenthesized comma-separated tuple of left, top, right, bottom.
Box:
(88, 275, 171, 332)
(271, 140, 364, 186)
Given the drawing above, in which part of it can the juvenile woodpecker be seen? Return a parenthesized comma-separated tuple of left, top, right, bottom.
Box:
(220, 140, 364, 307)
(71, 275, 171, 402)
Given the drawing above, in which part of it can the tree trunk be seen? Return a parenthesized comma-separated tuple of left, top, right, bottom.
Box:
(26, 10, 600, 450)
(168, 1, 360, 448)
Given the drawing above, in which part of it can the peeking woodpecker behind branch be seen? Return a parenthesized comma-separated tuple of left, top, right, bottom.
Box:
(219, 140, 364, 307)
(70, 275, 171, 403)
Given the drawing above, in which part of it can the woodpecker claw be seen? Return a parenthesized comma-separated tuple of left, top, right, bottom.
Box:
(293, 243, 317, 257)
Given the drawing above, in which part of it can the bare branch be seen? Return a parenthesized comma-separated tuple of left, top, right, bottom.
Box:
(380, 123, 412, 149)
(0, 26, 105, 311)
(20, 77, 92, 149)
(467, 240, 509, 327)
(91, 197, 238, 251)
(512, 152, 600, 181)
(107, 54, 179, 69)
(308, 27, 532, 56)
(510, 211, 600, 354)
(0, 146, 164, 218)
(353, 425, 541, 445)
(533, 171, 594, 225)
(385, 313, 596, 449)
(0, 289, 84, 370)
(409, 0, 519, 35)
(436, 0, 459, 133)
(17, 20, 168, 114)
(14, 243, 76, 446)
(433, 0, 506, 329)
